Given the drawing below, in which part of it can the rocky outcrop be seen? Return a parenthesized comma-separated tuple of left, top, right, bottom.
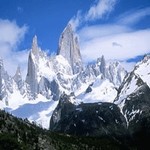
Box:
(58, 24, 83, 74)
(106, 61, 127, 87)
(39, 77, 60, 101)
(99, 55, 106, 77)
(73, 55, 127, 91)
(50, 93, 127, 138)
(50, 56, 150, 148)
(114, 55, 150, 148)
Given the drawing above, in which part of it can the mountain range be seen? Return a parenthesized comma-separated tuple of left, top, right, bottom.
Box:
(0, 24, 150, 149)
(0, 23, 150, 148)
(0, 23, 127, 129)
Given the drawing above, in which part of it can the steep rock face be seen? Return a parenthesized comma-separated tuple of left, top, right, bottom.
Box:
(50, 93, 127, 138)
(39, 77, 60, 101)
(26, 36, 73, 101)
(134, 55, 150, 87)
(115, 55, 150, 111)
(26, 44, 39, 99)
(99, 55, 106, 76)
(80, 56, 126, 86)
(1, 35, 75, 128)
(58, 24, 83, 74)
(114, 55, 150, 139)
(106, 61, 127, 87)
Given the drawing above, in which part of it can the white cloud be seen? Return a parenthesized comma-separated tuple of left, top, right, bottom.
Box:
(117, 7, 150, 25)
(70, 0, 117, 30)
(69, 11, 82, 31)
(0, 19, 28, 78)
(78, 24, 131, 41)
(80, 28, 150, 62)
(71, 5, 150, 71)
(85, 0, 117, 21)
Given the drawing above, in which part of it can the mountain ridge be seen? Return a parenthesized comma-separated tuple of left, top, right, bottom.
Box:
(0, 23, 145, 131)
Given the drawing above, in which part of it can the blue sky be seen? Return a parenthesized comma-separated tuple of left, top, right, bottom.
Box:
(0, 0, 150, 77)
(0, 0, 93, 51)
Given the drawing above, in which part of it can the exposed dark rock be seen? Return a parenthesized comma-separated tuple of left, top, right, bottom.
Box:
(50, 94, 127, 139)
(85, 83, 93, 93)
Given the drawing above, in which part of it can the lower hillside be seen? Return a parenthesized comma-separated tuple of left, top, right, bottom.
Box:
(0, 110, 54, 150)
(0, 108, 150, 150)
(50, 93, 150, 150)
(0, 110, 125, 150)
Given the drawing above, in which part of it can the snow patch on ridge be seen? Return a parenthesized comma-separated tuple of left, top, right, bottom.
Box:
(77, 75, 117, 103)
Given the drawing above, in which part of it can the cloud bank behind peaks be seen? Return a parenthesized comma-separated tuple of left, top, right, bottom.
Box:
(0, 19, 28, 78)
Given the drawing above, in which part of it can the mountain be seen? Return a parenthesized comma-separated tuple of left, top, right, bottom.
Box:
(50, 54, 150, 128)
(26, 35, 39, 99)
(0, 22, 150, 149)
(74, 56, 127, 103)
(0, 24, 126, 129)
(4, 35, 74, 128)
(114, 55, 150, 117)
(26, 35, 73, 100)
(114, 55, 150, 139)
(58, 23, 83, 74)
(50, 93, 127, 138)
(50, 55, 150, 149)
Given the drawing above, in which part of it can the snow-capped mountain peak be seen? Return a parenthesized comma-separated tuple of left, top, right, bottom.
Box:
(134, 55, 150, 88)
(115, 54, 150, 108)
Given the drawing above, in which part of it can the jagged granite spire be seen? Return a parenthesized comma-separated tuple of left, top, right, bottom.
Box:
(99, 55, 106, 77)
(32, 35, 38, 55)
(26, 36, 39, 99)
(58, 23, 83, 74)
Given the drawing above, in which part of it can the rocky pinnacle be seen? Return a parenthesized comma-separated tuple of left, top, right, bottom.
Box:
(58, 23, 83, 74)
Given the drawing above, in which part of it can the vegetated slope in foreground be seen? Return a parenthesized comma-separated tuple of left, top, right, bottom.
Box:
(0, 110, 124, 150)
(0, 110, 150, 150)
